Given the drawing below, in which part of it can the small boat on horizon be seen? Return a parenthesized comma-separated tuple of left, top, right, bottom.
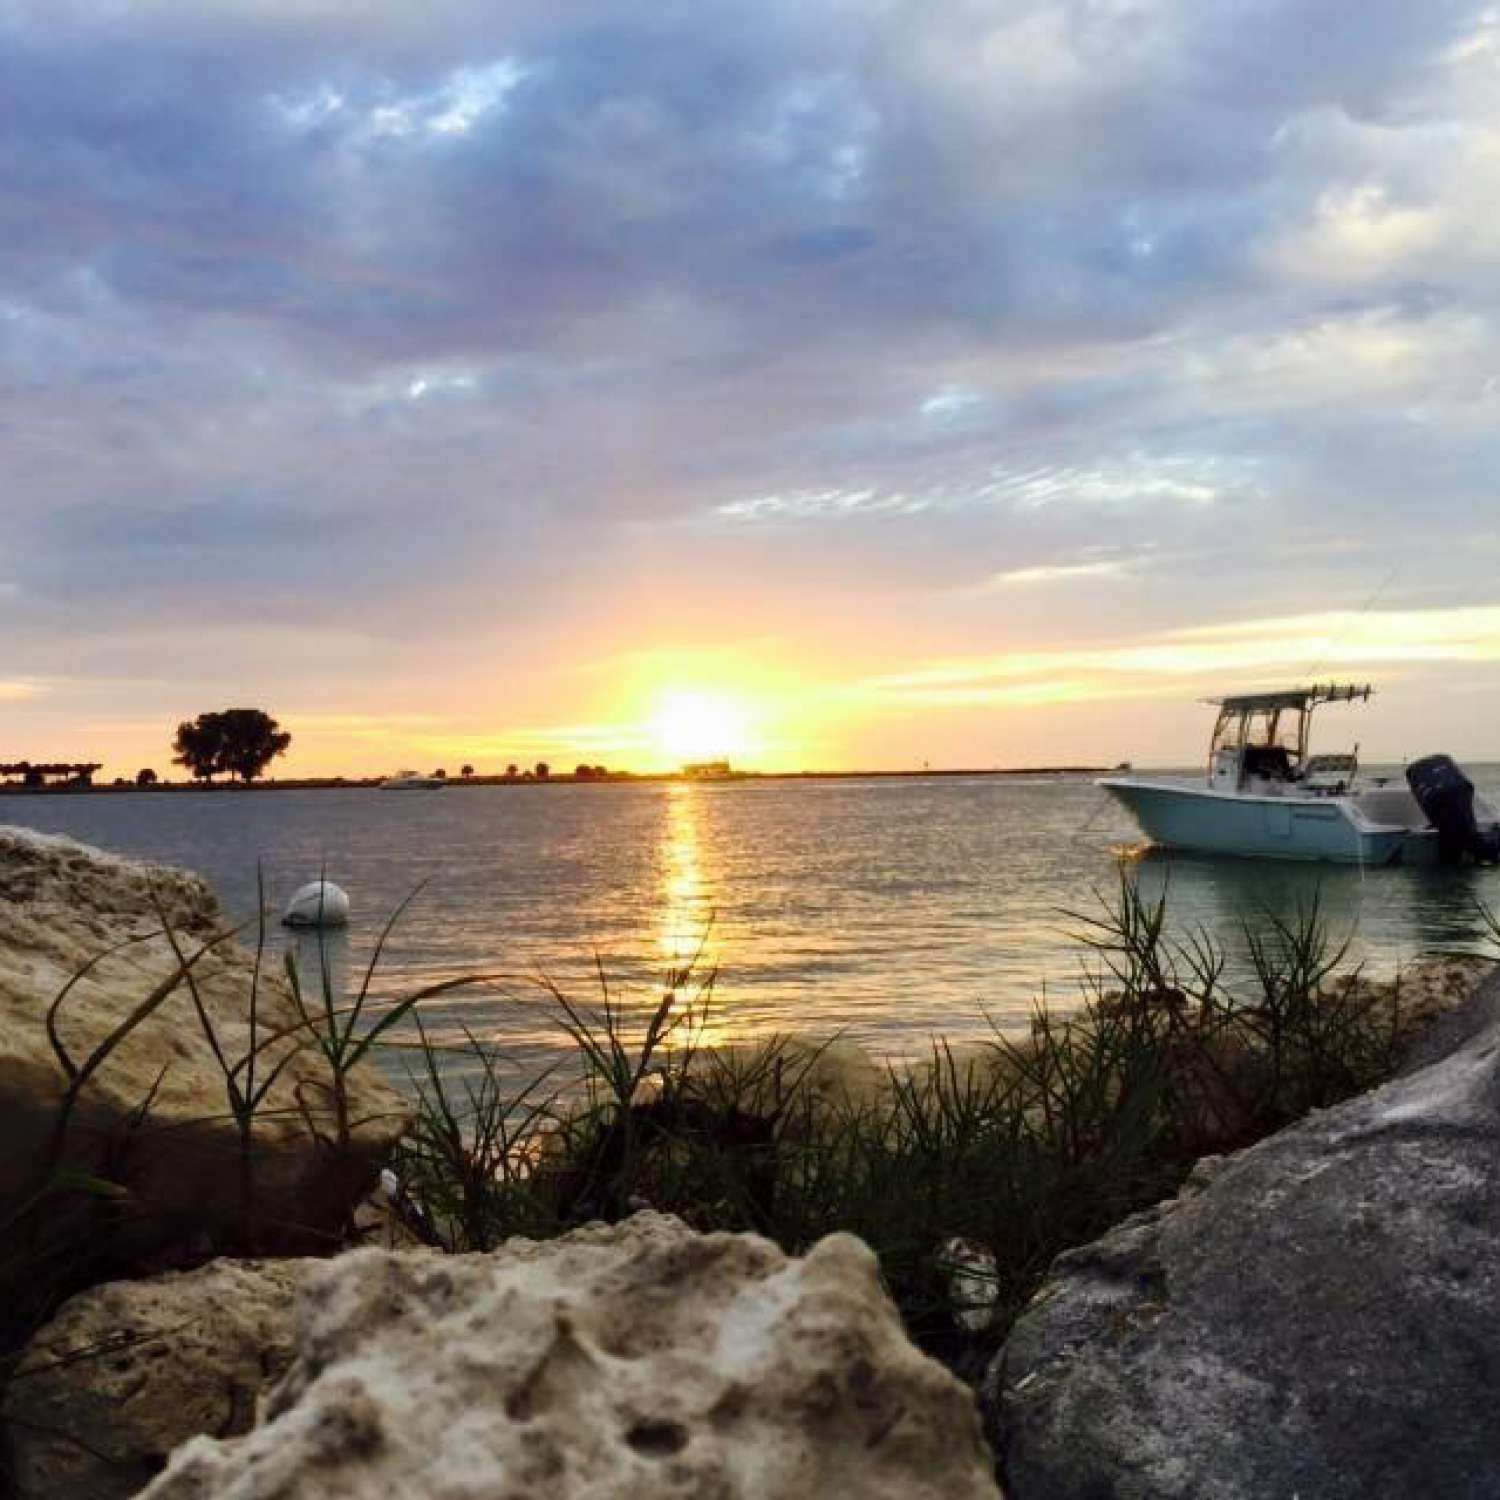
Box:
(1098, 684, 1500, 866)
(379, 770, 447, 791)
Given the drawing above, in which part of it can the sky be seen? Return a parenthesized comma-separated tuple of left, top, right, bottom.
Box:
(4, 0, 1500, 777)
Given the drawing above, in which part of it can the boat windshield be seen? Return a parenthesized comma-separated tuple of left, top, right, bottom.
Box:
(1210, 705, 1305, 781)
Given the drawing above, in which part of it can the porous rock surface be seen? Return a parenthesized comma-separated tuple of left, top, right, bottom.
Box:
(0, 827, 407, 1281)
(143, 1212, 1003, 1499)
(1343, 949, 1494, 1040)
(3, 1257, 313, 1500)
(987, 966, 1500, 1500)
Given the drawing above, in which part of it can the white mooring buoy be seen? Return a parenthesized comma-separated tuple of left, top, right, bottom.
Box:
(281, 880, 351, 928)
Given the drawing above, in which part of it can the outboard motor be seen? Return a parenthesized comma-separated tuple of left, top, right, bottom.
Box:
(1406, 755, 1500, 865)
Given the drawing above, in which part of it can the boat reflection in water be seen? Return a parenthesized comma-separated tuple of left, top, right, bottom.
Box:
(1122, 835, 1498, 985)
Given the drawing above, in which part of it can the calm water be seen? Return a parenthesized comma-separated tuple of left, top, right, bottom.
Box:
(5, 773, 1499, 1070)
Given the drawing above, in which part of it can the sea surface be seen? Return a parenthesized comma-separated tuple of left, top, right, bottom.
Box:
(5, 772, 1499, 1075)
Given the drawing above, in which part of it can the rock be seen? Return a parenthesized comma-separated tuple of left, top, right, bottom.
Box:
(1330, 950, 1496, 1056)
(939, 1237, 1002, 1335)
(1389, 951, 1497, 1069)
(143, 1213, 1003, 1499)
(3, 1257, 313, 1500)
(985, 965, 1500, 1500)
(0, 827, 407, 1312)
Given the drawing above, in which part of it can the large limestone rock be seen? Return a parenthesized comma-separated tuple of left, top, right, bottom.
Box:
(987, 967, 1500, 1500)
(3, 1257, 312, 1499)
(144, 1213, 1003, 1499)
(0, 827, 407, 1301)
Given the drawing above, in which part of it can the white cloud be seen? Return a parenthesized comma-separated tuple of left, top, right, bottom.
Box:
(861, 605, 1500, 709)
(1259, 181, 1446, 285)
(716, 487, 927, 521)
(743, 74, 878, 200)
(712, 452, 1243, 527)
(920, 385, 987, 424)
(990, 558, 1133, 587)
(406, 371, 478, 402)
(987, 456, 1237, 511)
(268, 85, 346, 130)
(269, 57, 528, 145)
(338, 366, 485, 414)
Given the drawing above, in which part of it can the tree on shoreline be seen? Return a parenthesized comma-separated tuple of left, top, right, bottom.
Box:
(172, 709, 292, 783)
(172, 719, 221, 781)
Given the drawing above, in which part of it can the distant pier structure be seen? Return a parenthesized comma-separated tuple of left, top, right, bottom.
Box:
(0, 761, 101, 788)
(682, 760, 734, 780)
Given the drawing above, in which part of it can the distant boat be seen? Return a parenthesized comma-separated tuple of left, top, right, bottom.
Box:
(1098, 684, 1500, 865)
(380, 771, 446, 791)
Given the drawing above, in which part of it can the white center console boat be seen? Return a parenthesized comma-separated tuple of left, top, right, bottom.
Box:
(379, 771, 447, 791)
(1098, 684, 1500, 866)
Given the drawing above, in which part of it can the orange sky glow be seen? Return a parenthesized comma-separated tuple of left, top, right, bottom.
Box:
(9, 605, 1500, 781)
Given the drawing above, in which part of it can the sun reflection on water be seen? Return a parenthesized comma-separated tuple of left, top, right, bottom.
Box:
(659, 782, 714, 962)
(656, 782, 732, 1049)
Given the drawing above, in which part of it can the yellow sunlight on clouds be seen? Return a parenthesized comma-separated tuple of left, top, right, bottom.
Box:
(861, 605, 1500, 709)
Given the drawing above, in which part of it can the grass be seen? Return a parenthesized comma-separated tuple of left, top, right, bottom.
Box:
(3, 869, 1492, 1425)
(387, 873, 1472, 1376)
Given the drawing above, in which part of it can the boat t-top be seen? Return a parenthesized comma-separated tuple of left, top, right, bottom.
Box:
(1098, 684, 1500, 865)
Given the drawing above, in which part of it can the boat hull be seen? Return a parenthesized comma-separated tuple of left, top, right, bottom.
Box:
(1098, 778, 1408, 865)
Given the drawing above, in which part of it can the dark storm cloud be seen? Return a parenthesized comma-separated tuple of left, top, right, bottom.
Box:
(3, 0, 1499, 670)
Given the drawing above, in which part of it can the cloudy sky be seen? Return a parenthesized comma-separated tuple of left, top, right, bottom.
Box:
(4, 0, 1500, 776)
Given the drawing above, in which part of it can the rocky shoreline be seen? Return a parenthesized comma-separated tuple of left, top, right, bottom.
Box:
(991, 961, 1500, 1496)
(2, 826, 1498, 1497)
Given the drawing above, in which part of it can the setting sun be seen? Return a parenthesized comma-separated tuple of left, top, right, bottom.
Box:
(651, 689, 753, 765)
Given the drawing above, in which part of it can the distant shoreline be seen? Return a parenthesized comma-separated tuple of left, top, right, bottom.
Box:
(0, 766, 1123, 796)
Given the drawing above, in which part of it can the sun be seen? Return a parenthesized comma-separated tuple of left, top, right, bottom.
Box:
(651, 689, 752, 765)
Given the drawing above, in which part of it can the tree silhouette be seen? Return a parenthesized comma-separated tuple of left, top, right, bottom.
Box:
(535, 762, 550, 780)
(172, 718, 223, 781)
(460, 764, 474, 779)
(505, 764, 519, 780)
(136, 768, 158, 787)
(173, 709, 292, 783)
